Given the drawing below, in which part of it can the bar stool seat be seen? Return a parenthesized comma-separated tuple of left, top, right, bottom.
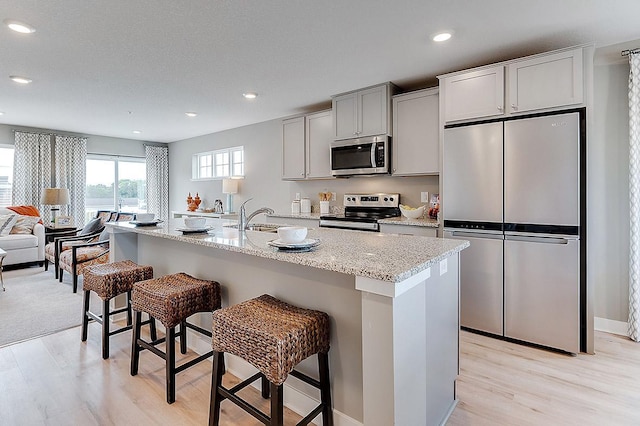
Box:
(130, 272, 221, 404)
(81, 260, 155, 359)
(209, 294, 333, 426)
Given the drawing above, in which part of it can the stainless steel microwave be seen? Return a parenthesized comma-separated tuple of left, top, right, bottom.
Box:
(330, 136, 389, 176)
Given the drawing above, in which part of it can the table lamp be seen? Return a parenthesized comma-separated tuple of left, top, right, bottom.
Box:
(41, 187, 70, 224)
(222, 179, 238, 213)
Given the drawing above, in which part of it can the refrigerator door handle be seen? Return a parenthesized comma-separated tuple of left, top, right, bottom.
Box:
(447, 230, 504, 239)
(505, 234, 572, 244)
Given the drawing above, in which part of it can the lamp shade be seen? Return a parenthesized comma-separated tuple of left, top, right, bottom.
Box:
(222, 178, 238, 194)
(41, 188, 70, 205)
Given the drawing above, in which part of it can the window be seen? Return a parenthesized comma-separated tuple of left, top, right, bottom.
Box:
(0, 146, 14, 207)
(85, 155, 146, 221)
(192, 146, 244, 180)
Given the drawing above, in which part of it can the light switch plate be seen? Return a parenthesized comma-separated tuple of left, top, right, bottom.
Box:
(331, 192, 336, 201)
(421, 192, 429, 203)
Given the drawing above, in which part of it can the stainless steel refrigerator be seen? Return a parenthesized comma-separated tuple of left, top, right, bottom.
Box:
(443, 111, 585, 354)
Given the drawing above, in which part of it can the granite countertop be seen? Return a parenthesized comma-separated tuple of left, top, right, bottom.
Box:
(107, 219, 467, 284)
(268, 212, 439, 228)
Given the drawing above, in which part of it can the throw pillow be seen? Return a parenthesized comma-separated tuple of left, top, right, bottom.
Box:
(0, 214, 18, 236)
(6, 205, 43, 224)
(98, 227, 110, 243)
(10, 215, 41, 234)
(80, 218, 103, 235)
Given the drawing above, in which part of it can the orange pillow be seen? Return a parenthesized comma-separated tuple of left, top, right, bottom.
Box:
(7, 205, 43, 224)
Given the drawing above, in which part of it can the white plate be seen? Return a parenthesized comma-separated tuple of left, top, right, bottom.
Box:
(175, 226, 212, 233)
(130, 220, 163, 226)
(267, 238, 320, 249)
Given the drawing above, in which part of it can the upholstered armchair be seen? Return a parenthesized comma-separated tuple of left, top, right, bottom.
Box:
(44, 216, 105, 278)
(58, 212, 136, 293)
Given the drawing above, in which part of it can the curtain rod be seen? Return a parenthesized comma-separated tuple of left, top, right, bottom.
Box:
(622, 48, 640, 57)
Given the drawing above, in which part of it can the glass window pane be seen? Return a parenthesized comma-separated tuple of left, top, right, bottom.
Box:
(119, 160, 146, 213)
(86, 158, 116, 221)
(0, 147, 14, 207)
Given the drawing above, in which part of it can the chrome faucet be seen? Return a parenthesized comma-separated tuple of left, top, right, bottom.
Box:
(238, 198, 274, 230)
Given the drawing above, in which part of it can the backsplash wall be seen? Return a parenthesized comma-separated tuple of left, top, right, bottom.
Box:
(169, 117, 438, 216)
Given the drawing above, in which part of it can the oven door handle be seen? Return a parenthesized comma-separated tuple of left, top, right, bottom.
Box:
(319, 219, 379, 231)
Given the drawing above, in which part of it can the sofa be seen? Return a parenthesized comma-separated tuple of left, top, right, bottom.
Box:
(0, 207, 45, 266)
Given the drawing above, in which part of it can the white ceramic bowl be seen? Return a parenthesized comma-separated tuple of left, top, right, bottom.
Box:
(136, 213, 155, 222)
(184, 217, 206, 228)
(400, 205, 426, 219)
(277, 226, 308, 244)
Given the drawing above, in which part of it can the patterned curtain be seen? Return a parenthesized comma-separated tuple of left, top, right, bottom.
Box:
(55, 135, 87, 226)
(145, 145, 169, 221)
(629, 52, 640, 342)
(12, 131, 52, 220)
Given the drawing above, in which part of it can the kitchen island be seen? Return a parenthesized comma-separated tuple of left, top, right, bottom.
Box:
(107, 219, 468, 426)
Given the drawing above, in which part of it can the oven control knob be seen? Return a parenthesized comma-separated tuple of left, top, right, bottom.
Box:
(389, 197, 394, 202)
(384, 197, 388, 202)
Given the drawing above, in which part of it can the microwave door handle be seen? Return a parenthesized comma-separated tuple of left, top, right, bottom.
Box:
(370, 144, 376, 167)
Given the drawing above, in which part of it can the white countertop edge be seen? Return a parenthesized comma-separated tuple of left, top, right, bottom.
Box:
(107, 222, 467, 284)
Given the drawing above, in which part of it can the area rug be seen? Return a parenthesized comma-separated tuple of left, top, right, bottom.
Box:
(0, 267, 83, 347)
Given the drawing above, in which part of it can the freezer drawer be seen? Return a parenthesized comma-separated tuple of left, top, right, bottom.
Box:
(504, 235, 580, 353)
(444, 230, 504, 335)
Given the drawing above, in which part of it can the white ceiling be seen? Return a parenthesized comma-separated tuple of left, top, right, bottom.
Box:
(1, 1, 639, 143)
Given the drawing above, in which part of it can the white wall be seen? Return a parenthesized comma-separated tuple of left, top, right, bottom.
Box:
(591, 59, 631, 322)
(169, 117, 438, 215)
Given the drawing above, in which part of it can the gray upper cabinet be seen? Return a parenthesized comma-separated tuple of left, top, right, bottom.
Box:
(392, 88, 440, 175)
(507, 48, 583, 114)
(442, 66, 505, 123)
(332, 83, 393, 140)
(440, 46, 586, 123)
(305, 110, 333, 179)
(282, 116, 306, 180)
(282, 111, 333, 181)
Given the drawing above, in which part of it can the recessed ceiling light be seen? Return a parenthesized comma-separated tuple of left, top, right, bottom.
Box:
(4, 19, 36, 34)
(433, 32, 452, 42)
(185, 112, 198, 117)
(0, 112, 4, 116)
(242, 92, 257, 99)
(10, 75, 32, 84)
(132, 130, 142, 134)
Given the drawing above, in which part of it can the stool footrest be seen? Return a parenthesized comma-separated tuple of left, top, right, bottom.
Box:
(175, 351, 213, 374)
(297, 404, 324, 426)
(137, 338, 167, 359)
(184, 321, 212, 338)
(289, 369, 321, 389)
(217, 384, 270, 425)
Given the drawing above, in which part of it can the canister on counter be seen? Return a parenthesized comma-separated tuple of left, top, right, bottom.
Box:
(291, 200, 301, 214)
(300, 197, 311, 213)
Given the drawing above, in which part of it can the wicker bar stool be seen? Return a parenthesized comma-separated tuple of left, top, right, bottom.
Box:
(130, 272, 221, 404)
(209, 294, 333, 426)
(82, 260, 156, 359)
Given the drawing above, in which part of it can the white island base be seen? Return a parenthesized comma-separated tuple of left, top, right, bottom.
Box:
(108, 222, 464, 426)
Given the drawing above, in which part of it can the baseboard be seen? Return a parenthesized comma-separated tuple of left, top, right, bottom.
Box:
(594, 317, 628, 336)
(187, 330, 362, 426)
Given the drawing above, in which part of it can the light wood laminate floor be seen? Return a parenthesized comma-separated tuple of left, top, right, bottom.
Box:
(448, 330, 640, 425)
(1, 324, 639, 425)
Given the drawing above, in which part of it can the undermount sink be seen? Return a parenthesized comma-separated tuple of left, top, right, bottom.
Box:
(224, 223, 280, 233)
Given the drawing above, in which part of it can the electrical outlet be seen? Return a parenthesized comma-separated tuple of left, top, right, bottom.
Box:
(421, 192, 429, 203)
(331, 192, 336, 201)
(295, 193, 300, 200)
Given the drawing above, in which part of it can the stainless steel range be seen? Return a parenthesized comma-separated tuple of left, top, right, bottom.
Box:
(319, 193, 400, 232)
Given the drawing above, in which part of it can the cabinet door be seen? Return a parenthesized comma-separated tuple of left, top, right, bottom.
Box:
(358, 85, 388, 137)
(392, 88, 439, 175)
(332, 92, 358, 140)
(282, 117, 306, 180)
(443, 66, 505, 122)
(508, 48, 583, 113)
(306, 111, 333, 179)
